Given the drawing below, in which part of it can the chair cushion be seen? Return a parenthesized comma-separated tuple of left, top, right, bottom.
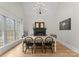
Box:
(26, 43, 33, 46)
(35, 43, 42, 46)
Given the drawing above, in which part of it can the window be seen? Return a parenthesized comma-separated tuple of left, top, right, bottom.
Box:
(19, 20, 23, 37)
(6, 17, 15, 43)
(0, 15, 3, 47)
(0, 14, 23, 47)
(15, 19, 23, 40)
(15, 20, 20, 40)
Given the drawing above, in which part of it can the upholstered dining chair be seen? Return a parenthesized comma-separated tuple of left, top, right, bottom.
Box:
(44, 36, 55, 53)
(34, 37, 43, 53)
(25, 37, 34, 53)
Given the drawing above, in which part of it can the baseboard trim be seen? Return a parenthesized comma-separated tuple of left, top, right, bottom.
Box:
(0, 39, 22, 56)
(57, 39, 79, 54)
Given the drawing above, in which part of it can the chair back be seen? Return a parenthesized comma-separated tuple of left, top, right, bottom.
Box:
(25, 37, 33, 46)
(45, 36, 54, 45)
(34, 37, 43, 46)
(34, 37, 43, 43)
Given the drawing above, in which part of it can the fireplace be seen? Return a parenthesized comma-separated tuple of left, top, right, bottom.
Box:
(34, 28, 46, 36)
(33, 22, 46, 36)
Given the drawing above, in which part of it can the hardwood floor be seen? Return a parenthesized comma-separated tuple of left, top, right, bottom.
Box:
(1, 42, 79, 57)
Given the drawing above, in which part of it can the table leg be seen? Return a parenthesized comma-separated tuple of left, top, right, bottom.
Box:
(54, 41, 56, 52)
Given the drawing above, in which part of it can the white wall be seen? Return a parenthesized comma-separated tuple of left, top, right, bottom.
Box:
(22, 2, 58, 35)
(56, 2, 79, 53)
(0, 2, 25, 55)
(0, 2, 24, 20)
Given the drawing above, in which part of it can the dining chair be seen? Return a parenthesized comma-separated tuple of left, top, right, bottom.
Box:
(44, 36, 55, 53)
(25, 37, 34, 53)
(34, 36, 43, 53)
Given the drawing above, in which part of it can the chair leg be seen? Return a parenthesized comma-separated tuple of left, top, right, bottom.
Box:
(51, 47, 53, 53)
(44, 45, 45, 53)
(22, 46, 24, 52)
(45, 48, 46, 53)
(32, 48, 33, 54)
(34, 46, 36, 53)
(25, 47, 27, 54)
(52, 45, 54, 53)
(41, 46, 43, 53)
(53, 45, 54, 53)
(22, 43, 24, 52)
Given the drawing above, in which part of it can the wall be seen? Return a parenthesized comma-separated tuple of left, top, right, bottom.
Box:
(0, 2, 24, 20)
(0, 2, 25, 55)
(56, 2, 79, 53)
(22, 2, 58, 35)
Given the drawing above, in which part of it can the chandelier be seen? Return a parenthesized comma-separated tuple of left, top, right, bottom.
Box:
(33, 3, 48, 15)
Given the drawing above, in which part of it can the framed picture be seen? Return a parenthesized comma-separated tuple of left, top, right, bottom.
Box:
(59, 18, 71, 30)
